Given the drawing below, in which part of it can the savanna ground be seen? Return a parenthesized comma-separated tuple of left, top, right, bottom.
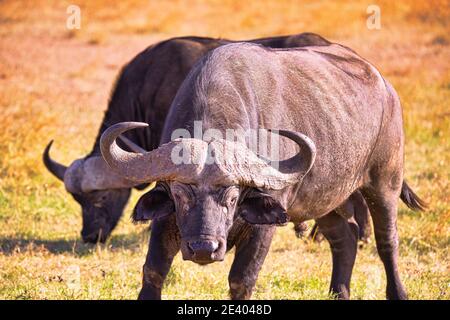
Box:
(0, 0, 449, 300)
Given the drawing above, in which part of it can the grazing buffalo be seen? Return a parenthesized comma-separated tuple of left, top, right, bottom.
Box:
(100, 42, 426, 299)
(43, 33, 347, 243)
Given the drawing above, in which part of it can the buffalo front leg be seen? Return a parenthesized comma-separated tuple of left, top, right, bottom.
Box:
(228, 224, 275, 300)
(138, 215, 180, 300)
(316, 211, 358, 299)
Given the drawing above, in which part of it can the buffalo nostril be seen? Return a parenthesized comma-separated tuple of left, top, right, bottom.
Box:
(188, 240, 220, 257)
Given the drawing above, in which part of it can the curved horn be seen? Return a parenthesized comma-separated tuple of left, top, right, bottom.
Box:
(231, 129, 316, 190)
(269, 129, 316, 178)
(100, 122, 149, 182)
(118, 134, 147, 153)
(100, 122, 316, 190)
(100, 122, 206, 184)
(43, 140, 67, 181)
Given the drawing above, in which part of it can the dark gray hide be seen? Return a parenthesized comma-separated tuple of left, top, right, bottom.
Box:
(101, 42, 426, 300)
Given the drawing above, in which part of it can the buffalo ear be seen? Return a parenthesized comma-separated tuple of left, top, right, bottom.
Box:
(238, 190, 289, 225)
(132, 185, 174, 222)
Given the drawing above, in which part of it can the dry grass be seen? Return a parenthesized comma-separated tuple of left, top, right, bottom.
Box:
(0, 0, 449, 299)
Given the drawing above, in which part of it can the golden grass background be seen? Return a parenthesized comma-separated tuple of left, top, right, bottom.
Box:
(0, 0, 449, 299)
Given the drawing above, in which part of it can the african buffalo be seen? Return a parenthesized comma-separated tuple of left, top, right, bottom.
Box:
(100, 42, 425, 300)
(43, 33, 345, 243)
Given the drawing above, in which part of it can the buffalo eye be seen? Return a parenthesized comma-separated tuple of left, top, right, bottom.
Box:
(170, 182, 195, 212)
(222, 186, 239, 207)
